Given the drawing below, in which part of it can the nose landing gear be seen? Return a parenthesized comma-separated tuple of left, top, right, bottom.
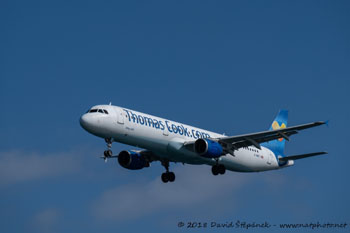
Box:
(102, 138, 114, 162)
(104, 149, 113, 157)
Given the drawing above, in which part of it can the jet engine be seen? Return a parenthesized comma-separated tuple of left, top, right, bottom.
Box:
(118, 150, 149, 170)
(194, 138, 223, 158)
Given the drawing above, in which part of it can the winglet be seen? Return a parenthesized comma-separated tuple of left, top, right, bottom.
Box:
(325, 120, 329, 127)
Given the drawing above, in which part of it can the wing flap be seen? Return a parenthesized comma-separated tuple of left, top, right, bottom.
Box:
(227, 130, 298, 149)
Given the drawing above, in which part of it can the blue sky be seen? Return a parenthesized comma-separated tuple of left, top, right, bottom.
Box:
(1, 0, 349, 232)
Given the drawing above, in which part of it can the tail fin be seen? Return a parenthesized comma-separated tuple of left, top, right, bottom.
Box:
(261, 110, 288, 156)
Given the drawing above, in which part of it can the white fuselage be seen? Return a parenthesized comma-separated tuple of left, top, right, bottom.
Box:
(80, 105, 286, 172)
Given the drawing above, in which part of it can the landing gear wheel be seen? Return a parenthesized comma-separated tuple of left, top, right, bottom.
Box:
(104, 150, 113, 157)
(212, 166, 219, 176)
(161, 173, 169, 183)
(218, 164, 226, 175)
(168, 172, 175, 182)
(161, 172, 175, 183)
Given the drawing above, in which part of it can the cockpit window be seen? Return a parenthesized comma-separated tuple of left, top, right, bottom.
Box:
(88, 108, 109, 114)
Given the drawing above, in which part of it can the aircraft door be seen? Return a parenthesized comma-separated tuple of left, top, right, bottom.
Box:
(117, 110, 124, 124)
(267, 152, 273, 165)
(115, 108, 128, 136)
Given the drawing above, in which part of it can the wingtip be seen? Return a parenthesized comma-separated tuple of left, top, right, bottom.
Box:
(317, 121, 329, 126)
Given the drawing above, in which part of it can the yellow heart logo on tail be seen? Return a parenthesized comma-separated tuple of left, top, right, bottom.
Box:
(272, 121, 286, 141)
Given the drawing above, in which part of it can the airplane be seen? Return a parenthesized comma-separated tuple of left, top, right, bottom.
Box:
(80, 104, 327, 183)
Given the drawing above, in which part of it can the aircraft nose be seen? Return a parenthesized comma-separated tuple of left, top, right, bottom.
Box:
(80, 114, 91, 130)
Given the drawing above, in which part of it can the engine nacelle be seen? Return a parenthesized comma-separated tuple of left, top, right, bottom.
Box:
(194, 138, 223, 158)
(118, 150, 148, 170)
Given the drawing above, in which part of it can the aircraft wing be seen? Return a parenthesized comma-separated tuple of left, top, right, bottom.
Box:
(216, 121, 326, 151)
(183, 121, 326, 154)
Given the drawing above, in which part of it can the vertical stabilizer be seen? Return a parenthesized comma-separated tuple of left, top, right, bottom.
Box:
(261, 110, 288, 157)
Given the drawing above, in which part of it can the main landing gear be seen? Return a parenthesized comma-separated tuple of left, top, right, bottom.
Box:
(161, 160, 175, 183)
(212, 164, 226, 176)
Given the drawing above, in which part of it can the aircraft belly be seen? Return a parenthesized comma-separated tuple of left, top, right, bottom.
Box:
(220, 150, 277, 172)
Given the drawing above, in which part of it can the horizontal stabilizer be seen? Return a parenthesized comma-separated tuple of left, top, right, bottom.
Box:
(279, 152, 328, 162)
